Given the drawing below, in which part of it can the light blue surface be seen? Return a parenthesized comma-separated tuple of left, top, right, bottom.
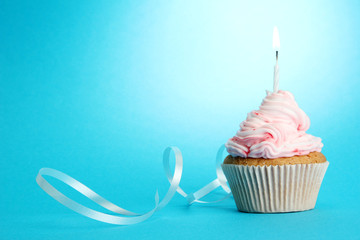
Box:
(1, 0, 359, 239)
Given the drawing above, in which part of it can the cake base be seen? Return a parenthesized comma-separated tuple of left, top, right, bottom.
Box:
(221, 161, 329, 213)
(224, 151, 327, 166)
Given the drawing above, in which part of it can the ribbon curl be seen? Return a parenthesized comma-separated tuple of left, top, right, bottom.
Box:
(36, 145, 232, 225)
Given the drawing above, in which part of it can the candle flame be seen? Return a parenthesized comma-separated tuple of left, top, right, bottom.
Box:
(273, 26, 280, 51)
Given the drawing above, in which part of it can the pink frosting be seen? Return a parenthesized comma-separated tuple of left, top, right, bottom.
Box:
(225, 90, 323, 159)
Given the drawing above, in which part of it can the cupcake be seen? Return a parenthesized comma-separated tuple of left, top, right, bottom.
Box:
(221, 90, 329, 213)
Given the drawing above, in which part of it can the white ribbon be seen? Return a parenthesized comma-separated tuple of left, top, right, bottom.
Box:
(36, 145, 232, 225)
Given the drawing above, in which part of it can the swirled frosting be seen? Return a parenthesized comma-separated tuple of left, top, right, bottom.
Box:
(225, 90, 323, 159)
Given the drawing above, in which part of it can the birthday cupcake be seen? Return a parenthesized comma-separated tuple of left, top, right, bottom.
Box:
(221, 90, 329, 213)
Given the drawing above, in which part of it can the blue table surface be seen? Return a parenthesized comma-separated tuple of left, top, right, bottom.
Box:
(1, 186, 359, 240)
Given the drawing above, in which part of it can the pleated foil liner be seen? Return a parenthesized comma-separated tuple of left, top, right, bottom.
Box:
(221, 162, 329, 213)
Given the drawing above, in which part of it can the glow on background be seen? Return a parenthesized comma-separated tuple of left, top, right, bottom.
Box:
(0, 0, 359, 239)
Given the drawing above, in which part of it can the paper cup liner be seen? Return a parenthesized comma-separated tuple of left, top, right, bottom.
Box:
(221, 162, 329, 213)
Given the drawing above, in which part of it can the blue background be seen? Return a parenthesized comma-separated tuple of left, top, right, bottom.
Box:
(1, 0, 359, 239)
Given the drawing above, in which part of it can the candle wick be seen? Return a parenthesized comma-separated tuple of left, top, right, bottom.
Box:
(276, 51, 278, 62)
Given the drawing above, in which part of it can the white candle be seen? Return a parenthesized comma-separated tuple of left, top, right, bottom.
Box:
(273, 26, 280, 92)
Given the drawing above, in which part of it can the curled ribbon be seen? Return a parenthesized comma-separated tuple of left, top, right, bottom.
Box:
(36, 145, 232, 225)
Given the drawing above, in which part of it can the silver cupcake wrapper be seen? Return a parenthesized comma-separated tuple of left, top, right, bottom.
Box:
(221, 162, 329, 213)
